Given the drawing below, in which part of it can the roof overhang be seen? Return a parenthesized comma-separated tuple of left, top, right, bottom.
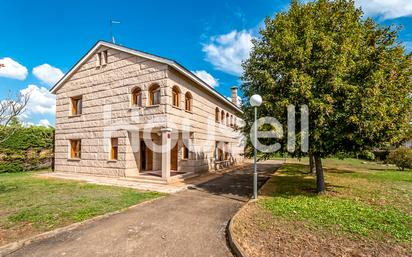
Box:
(50, 41, 243, 113)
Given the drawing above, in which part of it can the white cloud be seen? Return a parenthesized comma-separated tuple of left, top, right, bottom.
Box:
(202, 30, 254, 76)
(0, 57, 28, 80)
(192, 70, 219, 88)
(38, 119, 52, 127)
(32, 64, 64, 86)
(20, 84, 56, 115)
(356, 0, 412, 20)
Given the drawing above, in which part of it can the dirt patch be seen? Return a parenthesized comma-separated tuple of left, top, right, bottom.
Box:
(231, 203, 411, 257)
(0, 222, 38, 246)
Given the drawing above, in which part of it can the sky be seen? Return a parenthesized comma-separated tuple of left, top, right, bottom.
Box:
(1, 0, 411, 126)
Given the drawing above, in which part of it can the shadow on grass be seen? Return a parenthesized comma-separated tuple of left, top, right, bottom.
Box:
(324, 168, 355, 174)
(0, 183, 18, 194)
(260, 163, 344, 197)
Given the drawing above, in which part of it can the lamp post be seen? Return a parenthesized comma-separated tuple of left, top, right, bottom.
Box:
(250, 94, 262, 199)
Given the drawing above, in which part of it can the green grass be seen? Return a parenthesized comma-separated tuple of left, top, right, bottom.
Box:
(259, 160, 412, 243)
(0, 171, 163, 244)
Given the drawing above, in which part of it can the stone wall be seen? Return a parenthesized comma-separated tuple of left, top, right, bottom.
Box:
(166, 68, 244, 172)
(55, 47, 168, 177)
(54, 45, 244, 178)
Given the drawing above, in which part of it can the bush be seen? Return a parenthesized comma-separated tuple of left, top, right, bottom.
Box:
(0, 125, 54, 173)
(0, 162, 24, 173)
(359, 150, 375, 161)
(387, 147, 412, 171)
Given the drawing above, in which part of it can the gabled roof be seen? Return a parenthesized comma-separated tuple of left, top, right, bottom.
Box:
(50, 40, 242, 113)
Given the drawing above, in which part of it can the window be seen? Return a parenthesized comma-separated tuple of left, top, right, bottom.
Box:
(110, 138, 119, 160)
(224, 142, 229, 160)
(230, 115, 234, 127)
(172, 86, 180, 107)
(131, 87, 142, 107)
(71, 96, 82, 116)
(226, 113, 229, 126)
(149, 84, 161, 105)
(215, 141, 223, 161)
(96, 50, 108, 67)
(221, 110, 225, 124)
(185, 92, 192, 111)
(70, 139, 81, 159)
(182, 144, 189, 159)
(215, 108, 220, 123)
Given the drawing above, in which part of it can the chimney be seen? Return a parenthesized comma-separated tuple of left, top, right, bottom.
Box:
(231, 86, 238, 106)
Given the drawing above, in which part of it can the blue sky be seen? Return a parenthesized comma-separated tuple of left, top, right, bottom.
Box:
(1, 0, 411, 126)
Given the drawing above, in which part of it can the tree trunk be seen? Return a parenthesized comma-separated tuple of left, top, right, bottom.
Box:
(309, 152, 316, 174)
(313, 154, 325, 193)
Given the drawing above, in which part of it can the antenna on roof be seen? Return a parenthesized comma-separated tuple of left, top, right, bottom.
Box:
(110, 18, 121, 44)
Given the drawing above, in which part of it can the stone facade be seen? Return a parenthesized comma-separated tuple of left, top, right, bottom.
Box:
(53, 42, 244, 181)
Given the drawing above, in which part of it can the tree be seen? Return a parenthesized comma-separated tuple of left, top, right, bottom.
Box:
(241, 0, 412, 193)
(0, 92, 30, 143)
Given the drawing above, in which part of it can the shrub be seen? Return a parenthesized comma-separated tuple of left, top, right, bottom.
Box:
(387, 147, 412, 171)
(360, 150, 375, 161)
(0, 162, 24, 173)
(0, 125, 54, 173)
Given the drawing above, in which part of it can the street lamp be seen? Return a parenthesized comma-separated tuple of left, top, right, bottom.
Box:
(250, 94, 262, 199)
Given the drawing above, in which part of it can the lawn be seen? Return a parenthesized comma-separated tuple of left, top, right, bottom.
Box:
(0, 171, 163, 246)
(232, 158, 412, 256)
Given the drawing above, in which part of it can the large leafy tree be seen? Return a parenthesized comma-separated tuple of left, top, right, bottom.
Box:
(241, 0, 412, 193)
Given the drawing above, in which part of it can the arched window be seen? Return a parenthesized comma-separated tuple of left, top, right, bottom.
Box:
(230, 115, 233, 127)
(215, 108, 220, 123)
(226, 113, 229, 126)
(172, 86, 181, 107)
(131, 87, 142, 107)
(185, 92, 193, 112)
(221, 110, 225, 124)
(149, 84, 161, 105)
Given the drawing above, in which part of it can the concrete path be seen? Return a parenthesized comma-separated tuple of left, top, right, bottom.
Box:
(38, 172, 194, 194)
(7, 161, 281, 257)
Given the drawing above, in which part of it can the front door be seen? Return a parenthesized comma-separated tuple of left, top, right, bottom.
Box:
(140, 141, 153, 171)
(171, 144, 178, 171)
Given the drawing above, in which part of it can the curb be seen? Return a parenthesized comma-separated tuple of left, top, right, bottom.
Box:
(226, 163, 281, 257)
(227, 204, 249, 257)
(0, 196, 164, 257)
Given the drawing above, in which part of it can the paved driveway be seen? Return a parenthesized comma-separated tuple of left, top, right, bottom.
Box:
(7, 161, 281, 257)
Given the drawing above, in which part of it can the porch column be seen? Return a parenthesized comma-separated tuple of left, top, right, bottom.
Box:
(161, 128, 172, 181)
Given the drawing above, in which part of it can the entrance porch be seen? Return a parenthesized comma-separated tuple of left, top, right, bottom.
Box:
(126, 127, 195, 182)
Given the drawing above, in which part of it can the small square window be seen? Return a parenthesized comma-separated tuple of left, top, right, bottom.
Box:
(110, 138, 119, 160)
(70, 139, 81, 159)
(215, 141, 224, 161)
(131, 88, 142, 107)
(102, 50, 108, 66)
(96, 50, 108, 67)
(71, 96, 82, 116)
(149, 85, 161, 105)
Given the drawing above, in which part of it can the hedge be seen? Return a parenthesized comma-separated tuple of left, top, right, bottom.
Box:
(0, 125, 54, 173)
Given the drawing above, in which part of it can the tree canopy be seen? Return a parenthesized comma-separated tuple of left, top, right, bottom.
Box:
(241, 0, 412, 192)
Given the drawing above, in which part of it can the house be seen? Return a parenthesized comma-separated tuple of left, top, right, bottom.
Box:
(51, 41, 244, 183)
